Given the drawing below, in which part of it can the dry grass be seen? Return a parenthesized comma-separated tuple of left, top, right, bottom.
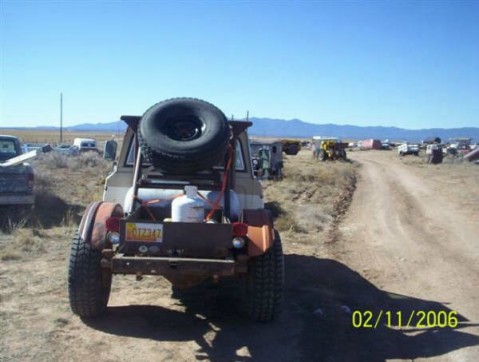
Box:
(32, 151, 112, 206)
(0, 138, 361, 361)
(0, 128, 123, 146)
(399, 150, 475, 167)
(1, 146, 358, 259)
(1, 139, 359, 259)
(0, 129, 115, 263)
(264, 150, 357, 250)
(1, 150, 111, 242)
(0, 229, 45, 260)
(0, 217, 76, 261)
(404, 154, 479, 213)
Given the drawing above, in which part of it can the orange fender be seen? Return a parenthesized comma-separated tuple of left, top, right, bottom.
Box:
(79, 201, 123, 250)
(242, 209, 275, 257)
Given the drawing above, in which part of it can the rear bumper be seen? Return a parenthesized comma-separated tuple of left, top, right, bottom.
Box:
(0, 194, 34, 205)
(106, 255, 240, 277)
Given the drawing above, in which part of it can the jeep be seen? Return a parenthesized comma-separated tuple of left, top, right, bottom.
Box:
(68, 98, 284, 322)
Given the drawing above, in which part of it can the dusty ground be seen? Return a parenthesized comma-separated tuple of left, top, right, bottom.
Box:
(331, 150, 479, 361)
(1, 149, 478, 361)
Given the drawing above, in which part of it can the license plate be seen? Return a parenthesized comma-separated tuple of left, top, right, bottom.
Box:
(125, 223, 163, 243)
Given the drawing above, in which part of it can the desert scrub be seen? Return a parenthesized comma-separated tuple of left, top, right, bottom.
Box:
(32, 152, 112, 207)
(264, 151, 357, 245)
(0, 228, 45, 260)
(0, 226, 75, 261)
(1, 151, 114, 232)
(38, 152, 70, 169)
(35, 151, 110, 171)
(72, 152, 109, 169)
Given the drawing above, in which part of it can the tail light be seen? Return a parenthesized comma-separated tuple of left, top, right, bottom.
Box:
(232, 222, 248, 237)
(106, 217, 120, 232)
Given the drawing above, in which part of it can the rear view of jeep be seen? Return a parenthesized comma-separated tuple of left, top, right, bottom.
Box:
(68, 98, 284, 322)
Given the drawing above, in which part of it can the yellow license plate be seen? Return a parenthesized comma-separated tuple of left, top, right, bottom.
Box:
(125, 223, 163, 243)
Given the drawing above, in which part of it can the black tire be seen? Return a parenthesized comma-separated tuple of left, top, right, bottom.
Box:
(68, 232, 111, 317)
(243, 231, 284, 322)
(139, 98, 231, 174)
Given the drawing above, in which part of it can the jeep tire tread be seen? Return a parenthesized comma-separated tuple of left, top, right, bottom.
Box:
(68, 232, 111, 317)
(243, 230, 284, 322)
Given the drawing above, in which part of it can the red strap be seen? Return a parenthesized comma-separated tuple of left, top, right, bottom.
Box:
(206, 145, 234, 221)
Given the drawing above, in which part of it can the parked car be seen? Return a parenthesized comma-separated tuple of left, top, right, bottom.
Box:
(73, 138, 99, 153)
(0, 136, 51, 208)
(250, 140, 284, 179)
(54, 144, 80, 156)
(398, 143, 419, 156)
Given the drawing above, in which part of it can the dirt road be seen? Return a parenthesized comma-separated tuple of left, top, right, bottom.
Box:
(1, 150, 478, 361)
(334, 150, 479, 361)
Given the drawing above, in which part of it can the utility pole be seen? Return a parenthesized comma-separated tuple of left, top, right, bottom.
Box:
(60, 92, 63, 144)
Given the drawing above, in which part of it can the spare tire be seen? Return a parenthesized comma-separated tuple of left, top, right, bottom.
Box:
(139, 98, 231, 174)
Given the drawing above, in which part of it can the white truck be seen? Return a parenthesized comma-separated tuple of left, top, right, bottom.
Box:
(73, 138, 99, 153)
(398, 142, 420, 156)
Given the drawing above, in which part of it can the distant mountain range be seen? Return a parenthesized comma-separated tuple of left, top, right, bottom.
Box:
(248, 118, 479, 142)
(8, 118, 479, 142)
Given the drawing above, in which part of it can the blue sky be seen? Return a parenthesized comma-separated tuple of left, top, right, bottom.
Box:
(1, 0, 478, 129)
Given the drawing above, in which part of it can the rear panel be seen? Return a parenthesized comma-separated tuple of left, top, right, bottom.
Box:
(119, 220, 233, 258)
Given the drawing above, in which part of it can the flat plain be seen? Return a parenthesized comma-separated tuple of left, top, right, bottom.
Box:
(1, 140, 478, 361)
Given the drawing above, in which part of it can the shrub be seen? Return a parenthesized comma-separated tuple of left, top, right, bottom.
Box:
(39, 152, 70, 169)
(73, 152, 108, 169)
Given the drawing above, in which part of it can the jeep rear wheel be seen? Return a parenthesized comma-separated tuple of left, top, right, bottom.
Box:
(68, 232, 111, 317)
(139, 98, 231, 174)
(243, 231, 284, 322)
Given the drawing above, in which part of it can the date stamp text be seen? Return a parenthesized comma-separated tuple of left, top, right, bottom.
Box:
(352, 310, 458, 329)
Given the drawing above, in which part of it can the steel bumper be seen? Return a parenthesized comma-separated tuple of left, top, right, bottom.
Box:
(108, 255, 237, 276)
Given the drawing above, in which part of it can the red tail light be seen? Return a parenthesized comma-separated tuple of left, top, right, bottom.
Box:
(106, 217, 120, 232)
(232, 222, 248, 237)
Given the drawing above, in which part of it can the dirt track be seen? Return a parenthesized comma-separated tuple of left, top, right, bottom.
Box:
(1, 150, 478, 361)
(334, 151, 479, 361)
